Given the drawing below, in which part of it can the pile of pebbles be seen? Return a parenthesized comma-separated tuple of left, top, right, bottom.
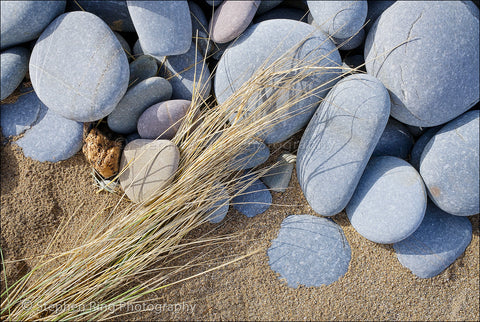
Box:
(1, 1, 478, 286)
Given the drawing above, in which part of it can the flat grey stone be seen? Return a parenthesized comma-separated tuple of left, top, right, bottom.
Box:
(15, 102, 83, 162)
(232, 139, 270, 170)
(253, 7, 308, 24)
(409, 126, 441, 171)
(346, 156, 427, 244)
(268, 214, 351, 288)
(119, 139, 180, 203)
(209, 0, 260, 44)
(1, 88, 42, 137)
(232, 173, 272, 217)
(393, 201, 473, 278)
(297, 74, 390, 217)
(1, 1, 66, 49)
(419, 110, 480, 216)
(127, 0, 192, 58)
(372, 118, 414, 160)
(261, 153, 295, 192)
(1, 47, 29, 100)
(29, 11, 129, 122)
(215, 19, 342, 144)
(160, 42, 211, 101)
(206, 186, 229, 223)
(129, 55, 159, 87)
(107, 77, 172, 134)
(307, 0, 367, 39)
(66, 0, 135, 32)
(364, 1, 479, 126)
(138, 99, 191, 140)
(333, 28, 365, 51)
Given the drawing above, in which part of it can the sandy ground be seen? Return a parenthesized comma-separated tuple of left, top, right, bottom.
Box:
(0, 127, 478, 321)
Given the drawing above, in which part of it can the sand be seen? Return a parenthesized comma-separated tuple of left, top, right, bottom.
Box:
(0, 127, 478, 321)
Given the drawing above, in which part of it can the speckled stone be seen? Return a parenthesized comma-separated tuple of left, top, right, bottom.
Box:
(29, 11, 129, 122)
(137, 100, 191, 140)
(128, 55, 159, 87)
(119, 139, 180, 203)
(232, 139, 270, 170)
(15, 103, 83, 162)
(394, 201, 472, 278)
(108, 77, 172, 134)
(268, 214, 351, 288)
(307, 0, 367, 39)
(346, 156, 427, 244)
(215, 19, 342, 144)
(297, 74, 390, 217)
(364, 1, 479, 126)
(253, 7, 308, 24)
(333, 28, 365, 51)
(206, 186, 230, 223)
(209, 0, 260, 44)
(66, 0, 135, 32)
(1, 0, 66, 49)
(409, 126, 441, 171)
(372, 118, 414, 160)
(1, 47, 29, 100)
(261, 153, 295, 192)
(1, 88, 42, 137)
(127, 0, 192, 58)
(160, 42, 211, 101)
(232, 173, 271, 217)
(419, 110, 480, 216)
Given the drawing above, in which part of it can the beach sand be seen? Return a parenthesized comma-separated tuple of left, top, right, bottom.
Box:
(1, 128, 478, 321)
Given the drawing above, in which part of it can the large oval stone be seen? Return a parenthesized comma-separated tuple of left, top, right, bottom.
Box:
(307, 0, 367, 39)
(215, 19, 342, 144)
(1, 47, 29, 100)
(268, 214, 351, 288)
(137, 100, 191, 140)
(119, 139, 180, 203)
(209, 0, 260, 44)
(108, 77, 172, 134)
(29, 11, 129, 122)
(346, 156, 427, 244)
(127, 0, 192, 58)
(364, 1, 479, 127)
(297, 74, 390, 217)
(419, 110, 480, 216)
(393, 201, 472, 279)
(1, 0, 66, 49)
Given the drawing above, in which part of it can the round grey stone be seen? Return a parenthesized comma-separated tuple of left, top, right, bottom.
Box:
(29, 11, 129, 122)
(108, 77, 172, 134)
(268, 214, 351, 288)
(129, 55, 159, 87)
(127, 0, 192, 58)
(297, 74, 390, 217)
(393, 201, 472, 278)
(1, 0, 66, 49)
(346, 156, 427, 244)
(1, 47, 29, 100)
(15, 102, 83, 162)
(215, 19, 342, 144)
(372, 118, 414, 160)
(307, 0, 367, 39)
(419, 110, 480, 216)
(364, 1, 479, 127)
(332, 28, 365, 51)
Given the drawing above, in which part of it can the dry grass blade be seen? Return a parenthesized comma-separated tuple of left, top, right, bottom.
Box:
(0, 23, 366, 321)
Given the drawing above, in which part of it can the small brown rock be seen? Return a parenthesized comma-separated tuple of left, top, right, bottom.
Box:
(82, 124, 124, 178)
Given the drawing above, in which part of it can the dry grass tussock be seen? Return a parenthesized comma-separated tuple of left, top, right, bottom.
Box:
(0, 23, 376, 321)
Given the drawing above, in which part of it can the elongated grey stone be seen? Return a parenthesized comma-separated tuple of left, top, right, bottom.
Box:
(268, 214, 351, 288)
(297, 74, 390, 217)
(1, 47, 29, 100)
